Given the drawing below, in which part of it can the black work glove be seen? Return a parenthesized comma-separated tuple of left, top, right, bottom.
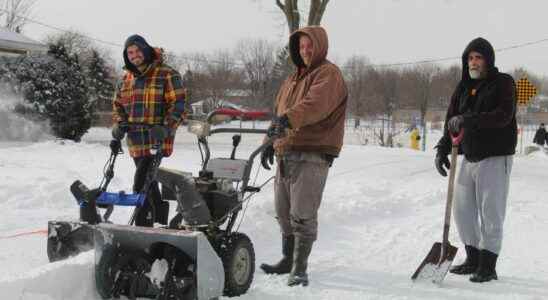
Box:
(151, 125, 172, 141)
(447, 115, 464, 134)
(435, 151, 451, 177)
(260, 144, 275, 170)
(111, 122, 127, 140)
(267, 115, 291, 138)
(109, 139, 122, 154)
(324, 154, 335, 167)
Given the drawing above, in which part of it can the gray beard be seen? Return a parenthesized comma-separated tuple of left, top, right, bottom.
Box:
(469, 69, 482, 79)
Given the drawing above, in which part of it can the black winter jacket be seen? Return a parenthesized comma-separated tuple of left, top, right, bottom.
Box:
(436, 38, 517, 162)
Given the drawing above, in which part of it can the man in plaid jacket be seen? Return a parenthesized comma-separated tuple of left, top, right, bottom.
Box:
(112, 34, 185, 227)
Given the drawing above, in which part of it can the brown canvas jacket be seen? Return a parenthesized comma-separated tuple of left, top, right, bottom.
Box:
(274, 26, 348, 157)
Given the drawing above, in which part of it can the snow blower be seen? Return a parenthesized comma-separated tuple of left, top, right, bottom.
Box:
(47, 109, 272, 300)
(411, 129, 464, 284)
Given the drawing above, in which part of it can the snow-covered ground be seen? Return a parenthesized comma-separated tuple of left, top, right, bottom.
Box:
(1, 124, 548, 300)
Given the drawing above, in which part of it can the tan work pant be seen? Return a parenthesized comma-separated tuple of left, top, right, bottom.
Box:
(274, 151, 330, 241)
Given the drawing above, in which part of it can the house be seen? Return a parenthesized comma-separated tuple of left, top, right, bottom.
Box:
(0, 27, 47, 55)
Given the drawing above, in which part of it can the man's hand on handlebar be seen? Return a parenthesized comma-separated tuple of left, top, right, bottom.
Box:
(111, 122, 128, 140)
(267, 114, 291, 138)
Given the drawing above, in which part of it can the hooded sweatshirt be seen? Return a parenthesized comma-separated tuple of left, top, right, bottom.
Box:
(113, 34, 186, 158)
(273, 26, 348, 157)
(436, 37, 517, 161)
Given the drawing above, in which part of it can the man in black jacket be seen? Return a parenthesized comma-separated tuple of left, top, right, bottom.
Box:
(533, 123, 547, 146)
(435, 37, 516, 283)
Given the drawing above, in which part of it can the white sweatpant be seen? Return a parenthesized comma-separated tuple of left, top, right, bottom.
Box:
(453, 155, 513, 254)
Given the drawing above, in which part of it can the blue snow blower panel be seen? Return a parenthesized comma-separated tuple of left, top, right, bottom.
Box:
(95, 192, 146, 207)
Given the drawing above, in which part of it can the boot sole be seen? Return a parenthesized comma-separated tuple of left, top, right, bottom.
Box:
(470, 275, 498, 283)
(259, 264, 291, 275)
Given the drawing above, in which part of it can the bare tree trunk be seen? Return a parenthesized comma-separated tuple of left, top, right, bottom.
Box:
(308, 0, 329, 25)
(276, 0, 300, 33)
(276, 0, 330, 33)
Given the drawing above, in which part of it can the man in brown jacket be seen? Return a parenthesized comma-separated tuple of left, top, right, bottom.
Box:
(259, 26, 348, 287)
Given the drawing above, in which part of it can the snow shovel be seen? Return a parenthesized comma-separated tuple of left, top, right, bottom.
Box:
(411, 129, 464, 284)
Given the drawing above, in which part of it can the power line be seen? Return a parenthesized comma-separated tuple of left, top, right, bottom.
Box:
(7, 8, 548, 69)
(1, 8, 246, 67)
(369, 37, 548, 68)
(0, 8, 124, 48)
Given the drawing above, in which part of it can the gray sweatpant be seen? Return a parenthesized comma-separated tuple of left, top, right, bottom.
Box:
(274, 151, 330, 241)
(453, 155, 513, 254)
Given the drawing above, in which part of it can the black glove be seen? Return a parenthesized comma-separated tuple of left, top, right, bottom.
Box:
(267, 115, 291, 138)
(435, 151, 451, 177)
(109, 139, 122, 154)
(111, 122, 127, 140)
(260, 144, 275, 170)
(151, 125, 172, 141)
(447, 115, 464, 134)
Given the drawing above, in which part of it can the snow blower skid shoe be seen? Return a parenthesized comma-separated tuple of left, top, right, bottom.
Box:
(94, 223, 224, 300)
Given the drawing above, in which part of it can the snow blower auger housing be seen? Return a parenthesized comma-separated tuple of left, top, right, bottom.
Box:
(47, 109, 272, 300)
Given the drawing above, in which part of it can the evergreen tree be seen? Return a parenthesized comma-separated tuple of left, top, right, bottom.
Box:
(86, 49, 114, 111)
(45, 41, 93, 141)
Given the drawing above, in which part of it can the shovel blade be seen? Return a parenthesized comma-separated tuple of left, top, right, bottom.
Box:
(411, 242, 458, 284)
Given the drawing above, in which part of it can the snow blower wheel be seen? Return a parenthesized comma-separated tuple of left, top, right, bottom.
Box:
(220, 232, 255, 297)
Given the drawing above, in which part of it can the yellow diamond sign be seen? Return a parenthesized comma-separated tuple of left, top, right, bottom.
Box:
(516, 77, 537, 106)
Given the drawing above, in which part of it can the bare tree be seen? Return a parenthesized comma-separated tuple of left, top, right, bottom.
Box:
(179, 51, 245, 113)
(370, 68, 402, 147)
(276, 0, 300, 33)
(236, 38, 277, 108)
(308, 0, 330, 25)
(401, 64, 440, 150)
(275, 0, 330, 33)
(0, 0, 36, 33)
(343, 55, 374, 127)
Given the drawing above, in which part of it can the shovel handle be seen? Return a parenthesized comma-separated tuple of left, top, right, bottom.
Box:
(441, 129, 463, 253)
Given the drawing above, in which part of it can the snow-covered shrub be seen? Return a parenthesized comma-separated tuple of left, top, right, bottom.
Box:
(0, 42, 94, 142)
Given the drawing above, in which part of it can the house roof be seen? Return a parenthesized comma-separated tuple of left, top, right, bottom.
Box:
(0, 27, 47, 54)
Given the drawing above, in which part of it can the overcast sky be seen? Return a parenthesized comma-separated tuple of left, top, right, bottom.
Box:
(21, 0, 548, 76)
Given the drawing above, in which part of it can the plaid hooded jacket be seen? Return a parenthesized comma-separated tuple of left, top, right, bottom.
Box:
(113, 35, 185, 158)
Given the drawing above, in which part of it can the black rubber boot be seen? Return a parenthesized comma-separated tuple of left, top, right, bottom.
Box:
(260, 235, 294, 274)
(287, 237, 313, 287)
(470, 249, 498, 283)
(450, 245, 479, 275)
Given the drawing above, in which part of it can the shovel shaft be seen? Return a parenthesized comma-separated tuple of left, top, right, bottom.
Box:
(442, 145, 458, 248)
